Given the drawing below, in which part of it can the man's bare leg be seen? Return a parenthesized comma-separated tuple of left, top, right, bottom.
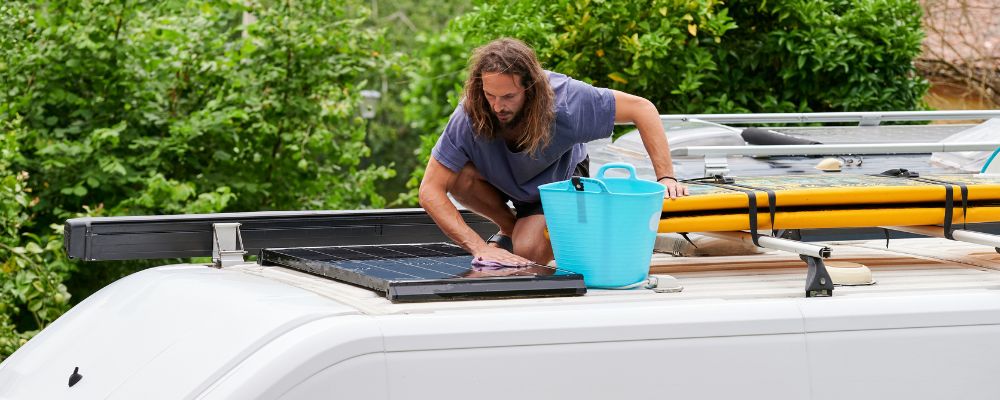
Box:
(448, 163, 517, 239)
(448, 163, 554, 262)
(511, 214, 553, 265)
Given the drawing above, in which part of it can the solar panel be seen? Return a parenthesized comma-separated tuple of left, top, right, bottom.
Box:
(258, 243, 586, 302)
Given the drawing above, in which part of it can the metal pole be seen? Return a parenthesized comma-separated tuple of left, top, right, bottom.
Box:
(700, 231, 832, 258)
(883, 225, 1000, 248)
(671, 142, 1000, 157)
(659, 110, 1000, 125)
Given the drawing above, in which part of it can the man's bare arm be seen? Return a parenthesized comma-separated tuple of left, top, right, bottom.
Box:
(611, 90, 688, 198)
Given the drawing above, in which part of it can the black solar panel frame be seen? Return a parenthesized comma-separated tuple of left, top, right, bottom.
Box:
(259, 243, 587, 302)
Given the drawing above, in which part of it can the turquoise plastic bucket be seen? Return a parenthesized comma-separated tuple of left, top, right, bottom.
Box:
(538, 163, 665, 288)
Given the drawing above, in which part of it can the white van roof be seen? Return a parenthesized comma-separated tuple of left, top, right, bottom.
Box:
(3, 236, 1000, 399)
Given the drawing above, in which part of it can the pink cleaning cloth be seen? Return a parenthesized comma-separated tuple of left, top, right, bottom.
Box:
(471, 257, 531, 269)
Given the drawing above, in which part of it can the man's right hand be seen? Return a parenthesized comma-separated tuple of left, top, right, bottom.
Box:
(473, 245, 534, 267)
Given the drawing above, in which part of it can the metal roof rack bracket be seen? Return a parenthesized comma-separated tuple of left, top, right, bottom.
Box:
(212, 222, 247, 268)
(704, 155, 730, 177)
(702, 231, 834, 297)
(802, 254, 834, 297)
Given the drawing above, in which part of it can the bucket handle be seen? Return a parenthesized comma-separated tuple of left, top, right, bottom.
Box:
(570, 176, 609, 193)
(596, 162, 639, 181)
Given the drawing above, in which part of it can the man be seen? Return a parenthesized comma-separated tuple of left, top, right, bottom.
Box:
(419, 38, 688, 267)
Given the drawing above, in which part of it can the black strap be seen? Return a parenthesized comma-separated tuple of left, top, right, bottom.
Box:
(876, 169, 968, 240)
(678, 232, 698, 248)
(910, 176, 968, 239)
(726, 182, 778, 239)
(683, 176, 777, 247)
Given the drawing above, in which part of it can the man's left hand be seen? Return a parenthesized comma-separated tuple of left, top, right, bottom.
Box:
(661, 180, 688, 199)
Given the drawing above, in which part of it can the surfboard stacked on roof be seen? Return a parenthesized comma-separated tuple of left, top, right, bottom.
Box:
(659, 172, 1000, 232)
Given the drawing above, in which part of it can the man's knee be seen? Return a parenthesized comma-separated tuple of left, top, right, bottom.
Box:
(512, 216, 553, 264)
(514, 237, 552, 265)
(514, 240, 551, 265)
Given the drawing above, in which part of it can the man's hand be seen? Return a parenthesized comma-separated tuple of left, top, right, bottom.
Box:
(660, 179, 689, 199)
(473, 245, 534, 267)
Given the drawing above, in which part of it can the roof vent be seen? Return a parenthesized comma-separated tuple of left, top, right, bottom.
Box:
(826, 261, 875, 286)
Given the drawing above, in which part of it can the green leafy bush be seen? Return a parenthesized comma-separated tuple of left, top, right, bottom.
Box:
(400, 0, 929, 202)
(718, 0, 929, 113)
(0, 118, 72, 360)
(2, 0, 394, 222)
(397, 31, 471, 204)
(0, 0, 396, 358)
(361, 0, 473, 205)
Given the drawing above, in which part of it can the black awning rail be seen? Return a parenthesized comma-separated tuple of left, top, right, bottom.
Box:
(64, 208, 494, 261)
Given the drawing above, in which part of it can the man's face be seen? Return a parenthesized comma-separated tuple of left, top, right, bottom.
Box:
(481, 72, 527, 128)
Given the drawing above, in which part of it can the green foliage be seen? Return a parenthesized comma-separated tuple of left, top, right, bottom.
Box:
(397, 31, 471, 204)
(370, 0, 473, 49)
(2, 0, 393, 225)
(400, 0, 929, 203)
(0, 0, 397, 358)
(362, 0, 472, 204)
(0, 117, 73, 360)
(718, 0, 929, 113)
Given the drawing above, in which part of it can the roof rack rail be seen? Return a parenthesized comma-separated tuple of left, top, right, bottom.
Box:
(659, 110, 1000, 126)
(885, 225, 1000, 253)
(673, 142, 1000, 176)
(671, 142, 1000, 158)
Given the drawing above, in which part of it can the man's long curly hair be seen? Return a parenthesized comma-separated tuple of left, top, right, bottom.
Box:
(463, 38, 555, 157)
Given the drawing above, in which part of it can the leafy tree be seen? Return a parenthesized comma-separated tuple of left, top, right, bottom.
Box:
(0, 117, 72, 360)
(396, 30, 472, 205)
(361, 0, 472, 204)
(4, 0, 393, 222)
(718, 0, 929, 113)
(0, 0, 395, 359)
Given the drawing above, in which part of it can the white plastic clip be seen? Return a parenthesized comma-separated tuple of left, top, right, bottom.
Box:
(858, 114, 882, 126)
(704, 155, 730, 177)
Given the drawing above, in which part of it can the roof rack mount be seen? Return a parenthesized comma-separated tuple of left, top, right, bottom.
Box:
(212, 222, 247, 267)
(701, 230, 834, 297)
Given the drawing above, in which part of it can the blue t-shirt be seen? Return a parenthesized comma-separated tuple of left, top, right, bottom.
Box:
(431, 71, 616, 203)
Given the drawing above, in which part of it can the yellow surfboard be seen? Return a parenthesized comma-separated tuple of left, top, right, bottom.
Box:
(658, 174, 1000, 233)
(662, 174, 1000, 213)
(659, 206, 1000, 233)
